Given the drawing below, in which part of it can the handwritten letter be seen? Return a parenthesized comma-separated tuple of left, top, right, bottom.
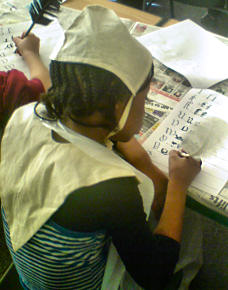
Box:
(0, 20, 64, 77)
(143, 89, 228, 195)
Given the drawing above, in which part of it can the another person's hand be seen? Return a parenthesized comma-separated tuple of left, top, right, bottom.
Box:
(13, 33, 40, 57)
(168, 150, 201, 190)
(12, 32, 51, 91)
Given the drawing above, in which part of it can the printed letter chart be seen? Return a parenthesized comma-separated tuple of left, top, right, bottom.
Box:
(143, 88, 228, 195)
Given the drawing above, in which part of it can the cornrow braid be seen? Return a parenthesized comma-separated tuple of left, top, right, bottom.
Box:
(41, 61, 132, 130)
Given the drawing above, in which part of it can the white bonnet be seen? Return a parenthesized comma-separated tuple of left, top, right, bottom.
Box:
(50, 5, 153, 95)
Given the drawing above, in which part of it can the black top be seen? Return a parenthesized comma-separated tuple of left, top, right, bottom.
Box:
(52, 177, 180, 290)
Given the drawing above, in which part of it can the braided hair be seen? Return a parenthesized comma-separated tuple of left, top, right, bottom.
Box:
(41, 61, 153, 130)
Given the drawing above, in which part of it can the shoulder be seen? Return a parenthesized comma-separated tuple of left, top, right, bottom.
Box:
(66, 176, 141, 210)
(52, 176, 144, 232)
(5, 69, 44, 98)
(73, 176, 140, 204)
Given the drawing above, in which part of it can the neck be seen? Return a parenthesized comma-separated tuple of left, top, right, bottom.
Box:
(63, 118, 110, 145)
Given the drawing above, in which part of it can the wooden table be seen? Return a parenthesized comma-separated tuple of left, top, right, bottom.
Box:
(63, 0, 162, 26)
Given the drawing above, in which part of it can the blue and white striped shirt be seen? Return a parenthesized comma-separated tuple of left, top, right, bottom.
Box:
(2, 209, 110, 289)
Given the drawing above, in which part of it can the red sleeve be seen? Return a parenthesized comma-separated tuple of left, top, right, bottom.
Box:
(0, 69, 45, 126)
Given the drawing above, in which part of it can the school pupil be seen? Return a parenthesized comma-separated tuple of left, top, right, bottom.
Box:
(0, 6, 201, 290)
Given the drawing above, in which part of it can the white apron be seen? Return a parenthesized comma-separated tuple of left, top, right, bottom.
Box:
(0, 102, 155, 289)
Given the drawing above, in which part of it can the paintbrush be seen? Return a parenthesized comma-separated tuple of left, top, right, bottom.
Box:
(24, 0, 62, 37)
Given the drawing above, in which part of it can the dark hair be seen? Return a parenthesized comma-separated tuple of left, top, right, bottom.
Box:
(40, 61, 153, 130)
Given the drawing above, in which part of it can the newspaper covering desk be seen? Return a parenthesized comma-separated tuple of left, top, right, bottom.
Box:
(130, 23, 228, 288)
(129, 22, 228, 226)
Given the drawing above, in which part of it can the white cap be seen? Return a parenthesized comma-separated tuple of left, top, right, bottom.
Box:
(50, 5, 153, 95)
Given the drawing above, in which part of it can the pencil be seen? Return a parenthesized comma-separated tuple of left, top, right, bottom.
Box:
(179, 151, 190, 158)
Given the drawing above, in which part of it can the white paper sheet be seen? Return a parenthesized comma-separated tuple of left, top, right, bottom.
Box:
(138, 20, 228, 89)
(143, 89, 228, 195)
(0, 6, 80, 74)
(0, 20, 64, 77)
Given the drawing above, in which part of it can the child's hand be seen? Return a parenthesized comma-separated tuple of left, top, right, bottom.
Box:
(13, 32, 40, 56)
(168, 150, 201, 190)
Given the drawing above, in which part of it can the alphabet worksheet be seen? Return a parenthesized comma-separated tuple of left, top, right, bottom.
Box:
(143, 88, 228, 195)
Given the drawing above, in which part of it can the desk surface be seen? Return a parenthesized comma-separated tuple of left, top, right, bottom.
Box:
(63, 0, 162, 26)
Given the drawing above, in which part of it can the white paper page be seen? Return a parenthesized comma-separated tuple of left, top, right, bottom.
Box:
(138, 20, 228, 89)
(0, 20, 64, 77)
(143, 89, 228, 195)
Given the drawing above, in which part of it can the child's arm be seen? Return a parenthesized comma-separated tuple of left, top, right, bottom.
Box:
(13, 33, 51, 92)
(116, 138, 201, 242)
(116, 137, 168, 219)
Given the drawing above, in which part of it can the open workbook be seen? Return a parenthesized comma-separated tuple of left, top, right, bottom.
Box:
(142, 88, 228, 197)
(132, 20, 228, 203)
